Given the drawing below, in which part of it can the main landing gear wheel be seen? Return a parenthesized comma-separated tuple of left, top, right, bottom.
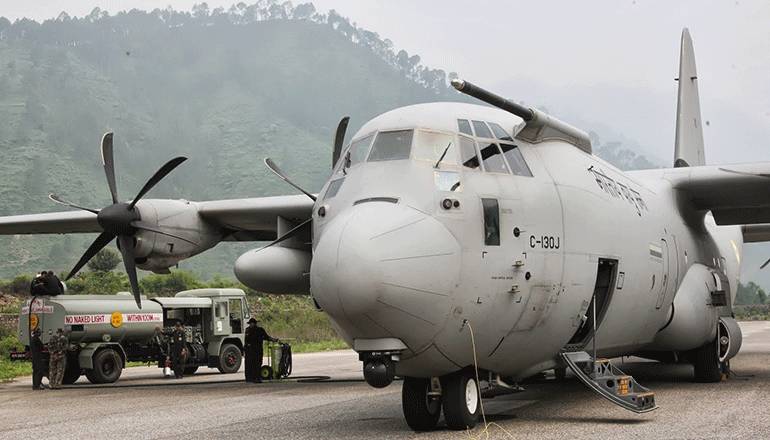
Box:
(693, 337, 723, 383)
(402, 377, 441, 431)
(441, 370, 480, 430)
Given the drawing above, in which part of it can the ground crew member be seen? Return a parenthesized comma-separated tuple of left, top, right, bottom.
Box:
(30, 271, 64, 296)
(170, 321, 187, 379)
(47, 328, 68, 389)
(30, 328, 45, 390)
(244, 318, 277, 383)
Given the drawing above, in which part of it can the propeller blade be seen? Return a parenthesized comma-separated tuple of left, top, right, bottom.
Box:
(264, 158, 317, 202)
(129, 157, 188, 209)
(332, 116, 350, 168)
(130, 220, 198, 246)
(48, 194, 100, 215)
(101, 132, 119, 204)
(761, 257, 770, 270)
(255, 218, 312, 252)
(118, 235, 142, 309)
(66, 231, 117, 280)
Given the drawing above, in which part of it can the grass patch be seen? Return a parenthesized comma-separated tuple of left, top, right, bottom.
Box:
(0, 359, 32, 381)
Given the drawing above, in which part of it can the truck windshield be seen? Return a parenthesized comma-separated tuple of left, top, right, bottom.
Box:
(367, 130, 413, 162)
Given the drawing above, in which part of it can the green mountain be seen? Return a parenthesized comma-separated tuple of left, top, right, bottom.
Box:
(0, 3, 461, 278)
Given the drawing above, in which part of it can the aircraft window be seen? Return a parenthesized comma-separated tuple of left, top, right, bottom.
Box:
(482, 198, 500, 246)
(478, 142, 509, 174)
(348, 134, 374, 167)
(434, 171, 461, 192)
(500, 143, 533, 177)
(457, 119, 473, 136)
(367, 130, 413, 162)
(323, 178, 345, 200)
(413, 130, 457, 165)
(459, 136, 481, 171)
(471, 120, 493, 138)
(488, 122, 513, 141)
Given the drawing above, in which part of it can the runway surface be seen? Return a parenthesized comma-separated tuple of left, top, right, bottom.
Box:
(2, 321, 770, 439)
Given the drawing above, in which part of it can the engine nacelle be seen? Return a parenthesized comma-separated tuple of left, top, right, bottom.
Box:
(130, 199, 220, 272)
(234, 246, 311, 294)
(651, 263, 719, 351)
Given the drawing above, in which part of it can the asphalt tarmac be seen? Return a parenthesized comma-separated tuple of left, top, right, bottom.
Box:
(2, 322, 770, 439)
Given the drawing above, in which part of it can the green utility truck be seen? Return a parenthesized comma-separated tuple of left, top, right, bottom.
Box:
(12, 288, 249, 384)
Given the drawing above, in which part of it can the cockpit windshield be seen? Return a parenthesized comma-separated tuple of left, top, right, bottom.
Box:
(413, 130, 456, 165)
(367, 130, 413, 162)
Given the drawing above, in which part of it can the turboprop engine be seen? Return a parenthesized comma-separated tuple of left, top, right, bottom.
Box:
(234, 246, 311, 294)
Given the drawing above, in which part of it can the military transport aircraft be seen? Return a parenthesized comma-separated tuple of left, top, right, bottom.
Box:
(0, 29, 766, 430)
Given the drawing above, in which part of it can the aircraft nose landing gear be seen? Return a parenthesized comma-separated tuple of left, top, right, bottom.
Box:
(401, 370, 482, 431)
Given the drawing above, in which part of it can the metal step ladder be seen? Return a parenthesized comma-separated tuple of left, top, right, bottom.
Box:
(560, 351, 657, 413)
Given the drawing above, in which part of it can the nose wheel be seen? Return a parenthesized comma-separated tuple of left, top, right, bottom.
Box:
(401, 370, 481, 431)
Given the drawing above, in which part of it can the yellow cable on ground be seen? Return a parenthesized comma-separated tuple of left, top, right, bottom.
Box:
(462, 320, 516, 440)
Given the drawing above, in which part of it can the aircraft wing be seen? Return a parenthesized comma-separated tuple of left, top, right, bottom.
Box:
(0, 210, 100, 234)
(654, 163, 770, 232)
(0, 194, 314, 240)
(197, 194, 314, 241)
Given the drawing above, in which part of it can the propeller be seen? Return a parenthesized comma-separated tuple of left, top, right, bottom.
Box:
(55, 132, 188, 308)
(332, 116, 350, 168)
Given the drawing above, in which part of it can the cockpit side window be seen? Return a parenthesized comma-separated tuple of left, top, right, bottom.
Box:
(481, 198, 500, 246)
(457, 119, 473, 136)
(487, 122, 513, 141)
(458, 135, 481, 171)
(471, 120, 493, 139)
(323, 178, 345, 200)
(348, 134, 374, 167)
(478, 141, 509, 174)
(367, 130, 414, 162)
(500, 143, 533, 177)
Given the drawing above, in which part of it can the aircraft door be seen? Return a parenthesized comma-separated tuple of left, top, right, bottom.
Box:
(655, 237, 678, 309)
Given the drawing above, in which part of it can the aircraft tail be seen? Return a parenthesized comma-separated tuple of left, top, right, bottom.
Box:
(673, 28, 705, 167)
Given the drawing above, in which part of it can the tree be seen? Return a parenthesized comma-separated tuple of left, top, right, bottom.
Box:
(736, 282, 767, 305)
(87, 248, 122, 272)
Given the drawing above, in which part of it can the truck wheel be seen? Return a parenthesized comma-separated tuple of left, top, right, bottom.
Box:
(441, 370, 480, 430)
(62, 356, 82, 385)
(217, 343, 242, 374)
(693, 337, 722, 383)
(260, 365, 274, 381)
(183, 366, 199, 375)
(402, 377, 441, 431)
(91, 348, 123, 384)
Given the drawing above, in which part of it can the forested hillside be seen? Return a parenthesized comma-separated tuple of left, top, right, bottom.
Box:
(0, 1, 660, 279)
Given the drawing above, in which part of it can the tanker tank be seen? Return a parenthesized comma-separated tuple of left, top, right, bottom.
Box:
(19, 293, 163, 345)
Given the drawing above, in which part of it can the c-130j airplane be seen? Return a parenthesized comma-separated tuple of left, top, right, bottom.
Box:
(1, 29, 766, 430)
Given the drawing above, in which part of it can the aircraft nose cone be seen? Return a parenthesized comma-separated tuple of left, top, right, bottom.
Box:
(311, 202, 460, 352)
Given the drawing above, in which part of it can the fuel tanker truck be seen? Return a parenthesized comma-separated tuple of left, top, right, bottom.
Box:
(11, 288, 250, 384)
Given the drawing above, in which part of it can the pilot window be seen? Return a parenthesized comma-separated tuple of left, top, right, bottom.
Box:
(500, 143, 533, 177)
(487, 122, 513, 141)
(457, 119, 473, 136)
(482, 198, 500, 246)
(367, 129, 413, 162)
(323, 178, 345, 200)
(459, 136, 481, 171)
(478, 142, 509, 174)
(348, 134, 374, 167)
(413, 130, 456, 165)
(471, 120, 493, 138)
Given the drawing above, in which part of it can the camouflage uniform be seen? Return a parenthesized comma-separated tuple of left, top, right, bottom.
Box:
(47, 331, 68, 389)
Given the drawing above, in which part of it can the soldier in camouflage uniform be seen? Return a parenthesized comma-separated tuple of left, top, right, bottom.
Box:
(47, 328, 68, 389)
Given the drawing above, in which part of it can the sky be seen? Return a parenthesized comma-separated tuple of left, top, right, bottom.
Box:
(1, 1, 769, 164)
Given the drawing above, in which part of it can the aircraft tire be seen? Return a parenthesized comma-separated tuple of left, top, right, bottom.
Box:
(441, 370, 480, 430)
(402, 377, 441, 431)
(693, 337, 721, 383)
